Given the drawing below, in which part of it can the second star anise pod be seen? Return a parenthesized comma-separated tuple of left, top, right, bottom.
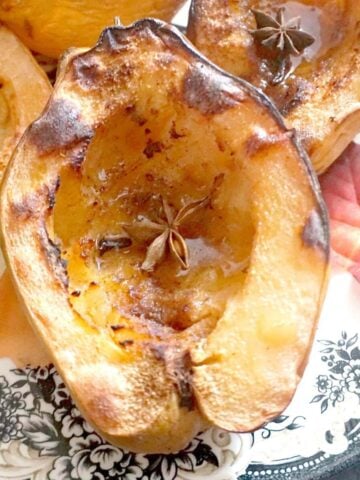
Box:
(251, 8, 315, 56)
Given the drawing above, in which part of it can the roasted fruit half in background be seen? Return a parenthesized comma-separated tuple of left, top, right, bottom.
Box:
(0, 0, 187, 58)
(0, 271, 50, 367)
(0, 20, 329, 453)
(0, 25, 52, 181)
(187, 0, 360, 174)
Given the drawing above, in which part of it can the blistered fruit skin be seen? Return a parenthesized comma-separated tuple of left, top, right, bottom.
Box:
(0, 25, 52, 180)
(188, 0, 360, 174)
(0, 19, 329, 453)
(0, 0, 186, 58)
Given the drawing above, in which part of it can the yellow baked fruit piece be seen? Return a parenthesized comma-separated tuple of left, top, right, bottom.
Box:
(0, 0, 187, 58)
(0, 20, 329, 453)
(187, 0, 360, 173)
(0, 271, 50, 366)
(0, 25, 52, 180)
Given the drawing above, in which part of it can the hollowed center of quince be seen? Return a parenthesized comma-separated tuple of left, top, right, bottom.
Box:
(53, 104, 254, 344)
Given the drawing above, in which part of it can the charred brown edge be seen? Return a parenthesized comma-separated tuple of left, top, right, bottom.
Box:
(292, 134, 330, 262)
(9, 193, 41, 221)
(111, 324, 125, 331)
(71, 55, 102, 88)
(143, 140, 165, 159)
(186, 0, 201, 41)
(119, 339, 134, 347)
(149, 343, 195, 410)
(171, 350, 195, 410)
(9, 180, 60, 221)
(28, 98, 93, 156)
(70, 138, 93, 173)
(302, 208, 329, 256)
(38, 221, 69, 289)
(47, 176, 61, 211)
(182, 61, 245, 115)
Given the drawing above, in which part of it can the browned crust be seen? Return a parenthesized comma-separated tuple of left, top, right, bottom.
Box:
(182, 62, 245, 115)
(28, 98, 93, 155)
(47, 176, 61, 210)
(38, 221, 69, 289)
(9, 193, 42, 221)
(151, 344, 195, 410)
(71, 55, 102, 88)
(302, 208, 330, 259)
(9, 182, 57, 221)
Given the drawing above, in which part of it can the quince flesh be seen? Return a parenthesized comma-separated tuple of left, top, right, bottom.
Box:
(0, 25, 52, 180)
(0, 20, 329, 453)
(187, 0, 360, 173)
(0, 271, 50, 366)
(0, 0, 187, 58)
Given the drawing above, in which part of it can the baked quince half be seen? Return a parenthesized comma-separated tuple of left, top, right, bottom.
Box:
(0, 0, 186, 58)
(188, 0, 360, 173)
(0, 20, 329, 453)
(0, 25, 52, 180)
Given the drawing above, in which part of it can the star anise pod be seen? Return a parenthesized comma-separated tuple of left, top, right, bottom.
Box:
(127, 175, 224, 272)
(251, 8, 315, 56)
